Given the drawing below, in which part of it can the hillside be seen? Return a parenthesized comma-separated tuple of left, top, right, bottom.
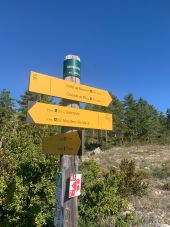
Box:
(1, 89, 170, 226)
(84, 145, 170, 226)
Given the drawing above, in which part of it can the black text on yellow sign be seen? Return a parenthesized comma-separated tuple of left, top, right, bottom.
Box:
(42, 131, 84, 156)
(29, 71, 112, 107)
(27, 101, 112, 130)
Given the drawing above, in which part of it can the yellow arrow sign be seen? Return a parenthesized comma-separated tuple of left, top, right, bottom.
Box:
(27, 101, 112, 130)
(29, 71, 112, 107)
(42, 131, 84, 155)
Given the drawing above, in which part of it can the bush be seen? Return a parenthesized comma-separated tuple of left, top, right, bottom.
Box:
(78, 159, 147, 226)
(117, 159, 148, 197)
(0, 123, 59, 227)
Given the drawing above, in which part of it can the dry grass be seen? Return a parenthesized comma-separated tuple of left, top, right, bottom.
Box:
(84, 145, 170, 226)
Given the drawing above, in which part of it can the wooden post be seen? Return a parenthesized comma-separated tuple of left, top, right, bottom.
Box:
(60, 55, 81, 227)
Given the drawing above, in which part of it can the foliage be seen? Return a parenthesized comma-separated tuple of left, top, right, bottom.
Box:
(115, 159, 148, 197)
(166, 108, 170, 130)
(0, 89, 16, 124)
(123, 93, 138, 142)
(85, 93, 170, 147)
(0, 122, 59, 226)
(1, 87, 170, 226)
(0, 90, 59, 226)
(110, 95, 125, 146)
(78, 159, 147, 226)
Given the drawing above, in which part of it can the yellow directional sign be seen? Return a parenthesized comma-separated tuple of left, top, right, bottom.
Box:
(27, 101, 112, 130)
(29, 71, 112, 107)
(42, 131, 84, 155)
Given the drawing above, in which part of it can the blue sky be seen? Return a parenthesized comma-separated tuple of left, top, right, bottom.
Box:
(0, 0, 170, 112)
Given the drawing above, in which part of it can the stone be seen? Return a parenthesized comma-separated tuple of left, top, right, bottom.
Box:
(91, 147, 102, 155)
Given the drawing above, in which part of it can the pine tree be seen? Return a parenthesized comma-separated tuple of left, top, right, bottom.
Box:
(166, 108, 170, 130)
(159, 112, 167, 133)
(136, 98, 161, 142)
(109, 95, 125, 145)
(124, 93, 138, 142)
(0, 89, 16, 123)
(0, 89, 16, 147)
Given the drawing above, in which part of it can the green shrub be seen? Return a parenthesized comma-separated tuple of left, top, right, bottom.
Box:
(116, 159, 148, 197)
(78, 159, 147, 226)
(0, 123, 59, 227)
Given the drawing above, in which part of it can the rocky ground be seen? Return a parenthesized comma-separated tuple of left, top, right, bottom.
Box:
(84, 145, 170, 226)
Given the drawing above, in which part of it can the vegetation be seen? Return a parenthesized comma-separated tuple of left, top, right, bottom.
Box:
(79, 159, 147, 226)
(0, 88, 170, 226)
(85, 93, 170, 149)
(0, 89, 59, 226)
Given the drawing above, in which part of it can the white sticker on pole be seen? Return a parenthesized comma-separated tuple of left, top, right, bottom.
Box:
(69, 174, 82, 198)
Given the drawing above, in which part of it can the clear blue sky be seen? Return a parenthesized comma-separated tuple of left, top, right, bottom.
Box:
(0, 0, 170, 112)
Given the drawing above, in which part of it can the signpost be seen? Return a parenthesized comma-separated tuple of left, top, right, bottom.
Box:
(42, 131, 84, 155)
(26, 54, 113, 227)
(27, 101, 112, 130)
(29, 71, 112, 107)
